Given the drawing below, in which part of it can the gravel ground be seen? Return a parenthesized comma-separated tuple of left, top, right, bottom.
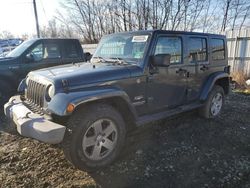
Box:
(0, 93, 250, 188)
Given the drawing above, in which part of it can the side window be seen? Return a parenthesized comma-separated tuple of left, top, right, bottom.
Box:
(65, 42, 79, 58)
(211, 38, 225, 60)
(43, 43, 61, 59)
(30, 43, 44, 61)
(154, 37, 182, 64)
(188, 37, 207, 63)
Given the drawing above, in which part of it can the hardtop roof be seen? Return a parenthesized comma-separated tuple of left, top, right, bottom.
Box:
(110, 29, 225, 38)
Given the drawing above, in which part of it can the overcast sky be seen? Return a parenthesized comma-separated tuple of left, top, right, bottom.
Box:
(0, 0, 60, 36)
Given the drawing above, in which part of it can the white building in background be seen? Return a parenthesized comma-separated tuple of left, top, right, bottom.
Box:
(226, 29, 250, 76)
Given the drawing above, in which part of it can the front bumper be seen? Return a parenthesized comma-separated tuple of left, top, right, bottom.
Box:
(4, 96, 66, 144)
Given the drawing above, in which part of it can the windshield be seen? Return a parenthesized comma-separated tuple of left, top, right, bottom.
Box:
(6, 39, 36, 58)
(92, 33, 150, 64)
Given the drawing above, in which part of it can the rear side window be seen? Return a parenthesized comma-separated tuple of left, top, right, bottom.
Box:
(65, 41, 79, 58)
(154, 36, 182, 64)
(211, 38, 225, 60)
(188, 37, 207, 62)
(44, 43, 61, 59)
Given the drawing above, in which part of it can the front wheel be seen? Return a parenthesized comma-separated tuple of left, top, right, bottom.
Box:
(199, 85, 225, 119)
(62, 103, 126, 171)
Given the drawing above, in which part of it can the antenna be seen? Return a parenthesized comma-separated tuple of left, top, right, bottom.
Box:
(33, 0, 40, 38)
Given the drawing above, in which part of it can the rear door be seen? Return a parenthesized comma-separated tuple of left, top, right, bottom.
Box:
(185, 36, 227, 102)
(185, 35, 211, 102)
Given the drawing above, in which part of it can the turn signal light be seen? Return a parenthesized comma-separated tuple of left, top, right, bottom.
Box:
(66, 103, 75, 113)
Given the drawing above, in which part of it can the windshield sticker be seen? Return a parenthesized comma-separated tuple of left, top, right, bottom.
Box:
(132, 35, 148, 42)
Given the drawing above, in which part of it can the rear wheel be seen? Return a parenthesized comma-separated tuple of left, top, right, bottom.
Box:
(62, 103, 126, 171)
(199, 85, 225, 119)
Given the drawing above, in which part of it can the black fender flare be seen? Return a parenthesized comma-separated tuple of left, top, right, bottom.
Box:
(199, 72, 229, 101)
(47, 88, 137, 118)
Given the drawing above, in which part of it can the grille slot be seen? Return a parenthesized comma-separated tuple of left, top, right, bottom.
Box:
(26, 80, 46, 108)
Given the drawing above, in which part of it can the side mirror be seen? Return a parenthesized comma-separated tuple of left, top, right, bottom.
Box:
(25, 53, 34, 62)
(152, 54, 171, 67)
(84, 52, 92, 61)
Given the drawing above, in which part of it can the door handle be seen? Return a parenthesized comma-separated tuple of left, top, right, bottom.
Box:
(200, 65, 209, 71)
(176, 68, 187, 74)
(176, 68, 190, 78)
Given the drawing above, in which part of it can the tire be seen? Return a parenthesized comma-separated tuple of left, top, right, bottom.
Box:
(199, 85, 225, 119)
(62, 103, 126, 171)
(0, 80, 13, 108)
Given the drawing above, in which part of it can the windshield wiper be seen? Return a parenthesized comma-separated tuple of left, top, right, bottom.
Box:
(92, 56, 131, 65)
(92, 56, 108, 63)
(108, 57, 129, 65)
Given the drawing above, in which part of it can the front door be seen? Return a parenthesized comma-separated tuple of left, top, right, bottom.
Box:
(21, 41, 62, 81)
(146, 35, 188, 113)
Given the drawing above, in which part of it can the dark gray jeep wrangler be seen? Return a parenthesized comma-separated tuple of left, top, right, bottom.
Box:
(4, 30, 230, 171)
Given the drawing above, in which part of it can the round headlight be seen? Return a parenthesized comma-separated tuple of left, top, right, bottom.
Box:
(48, 85, 55, 98)
(45, 85, 55, 102)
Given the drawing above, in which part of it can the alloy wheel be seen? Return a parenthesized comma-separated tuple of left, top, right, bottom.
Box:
(82, 119, 118, 161)
(210, 93, 223, 116)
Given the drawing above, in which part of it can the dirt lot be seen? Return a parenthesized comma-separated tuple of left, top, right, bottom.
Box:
(0, 93, 250, 188)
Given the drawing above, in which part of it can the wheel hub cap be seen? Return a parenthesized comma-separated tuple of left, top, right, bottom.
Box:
(82, 119, 118, 161)
(210, 93, 223, 116)
(96, 134, 104, 143)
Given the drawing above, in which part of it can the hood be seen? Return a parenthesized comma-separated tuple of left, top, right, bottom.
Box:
(29, 62, 138, 89)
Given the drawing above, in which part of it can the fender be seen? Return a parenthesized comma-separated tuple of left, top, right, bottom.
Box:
(200, 72, 229, 101)
(47, 87, 137, 118)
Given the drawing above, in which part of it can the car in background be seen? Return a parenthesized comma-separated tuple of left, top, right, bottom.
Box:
(0, 38, 23, 48)
(0, 38, 23, 56)
(0, 38, 91, 105)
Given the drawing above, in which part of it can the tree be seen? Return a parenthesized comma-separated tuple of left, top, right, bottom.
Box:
(58, 0, 250, 43)
(0, 31, 14, 39)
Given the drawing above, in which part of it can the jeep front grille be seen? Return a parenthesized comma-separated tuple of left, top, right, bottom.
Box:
(26, 80, 47, 108)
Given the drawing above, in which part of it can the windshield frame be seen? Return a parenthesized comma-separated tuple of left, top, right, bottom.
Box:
(92, 32, 152, 66)
(6, 39, 37, 58)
